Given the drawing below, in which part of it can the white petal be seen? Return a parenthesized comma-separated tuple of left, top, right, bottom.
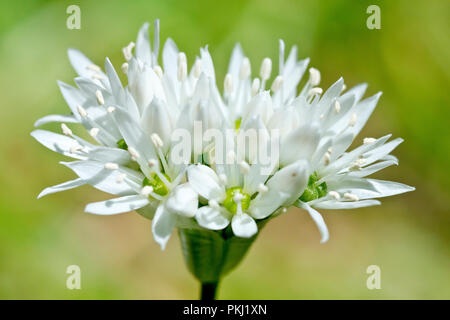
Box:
(227, 43, 244, 87)
(128, 60, 154, 111)
(104, 57, 123, 95)
(31, 130, 130, 164)
(140, 98, 172, 153)
(200, 47, 216, 82)
(231, 213, 257, 238)
(85, 195, 149, 215)
(162, 38, 179, 81)
(135, 22, 152, 65)
(67, 48, 107, 84)
(341, 83, 368, 104)
(321, 134, 391, 177)
(330, 132, 355, 161)
(362, 138, 403, 165)
(86, 147, 131, 165)
(316, 78, 344, 116)
(195, 206, 230, 230)
(349, 160, 398, 178)
(165, 183, 198, 217)
(34, 114, 78, 127)
(297, 202, 329, 243)
(152, 204, 177, 250)
(249, 160, 309, 219)
(313, 199, 381, 209)
(280, 123, 321, 166)
(62, 160, 142, 195)
(57, 81, 86, 120)
(367, 179, 415, 197)
(31, 130, 87, 160)
(347, 92, 382, 137)
(38, 178, 85, 199)
(112, 106, 158, 174)
(187, 164, 225, 201)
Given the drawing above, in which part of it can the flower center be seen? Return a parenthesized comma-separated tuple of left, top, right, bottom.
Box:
(142, 172, 170, 197)
(299, 172, 327, 202)
(234, 117, 242, 131)
(116, 138, 128, 150)
(223, 187, 250, 214)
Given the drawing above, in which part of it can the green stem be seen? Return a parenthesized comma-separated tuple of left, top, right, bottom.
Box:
(200, 282, 218, 300)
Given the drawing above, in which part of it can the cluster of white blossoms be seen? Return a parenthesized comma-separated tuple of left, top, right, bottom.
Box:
(32, 20, 414, 249)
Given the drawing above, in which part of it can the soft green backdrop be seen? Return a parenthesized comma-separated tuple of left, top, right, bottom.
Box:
(0, 0, 448, 299)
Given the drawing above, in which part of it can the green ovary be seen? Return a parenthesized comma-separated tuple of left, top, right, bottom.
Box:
(299, 172, 328, 202)
(223, 187, 250, 214)
(116, 139, 128, 150)
(142, 172, 170, 197)
(234, 117, 242, 130)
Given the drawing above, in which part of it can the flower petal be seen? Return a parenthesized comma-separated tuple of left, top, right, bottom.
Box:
(187, 164, 225, 201)
(165, 183, 198, 217)
(313, 199, 381, 209)
(85, 195, 149, 215)
(34, 114, 78, 127)
(57, 81, 87, 120)
(249, 160, 309, 219)
(135, 22, 152, 65)
(297, 202, 329, 243)
(31, 130, 87, 160)
(231, 213, 257, 238)
(112, 106, 158, 175)
(37, 178, 85, 199)
(367, 179, 415, 197)
(67, 48, 108, 88)
(152, 204, 177, 250)
(195, 206, 230, 230)
(62, 160, 142, 195)
(280, 123, 321, 166)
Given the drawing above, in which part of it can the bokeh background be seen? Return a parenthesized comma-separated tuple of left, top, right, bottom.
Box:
(0, 0, 448, 299)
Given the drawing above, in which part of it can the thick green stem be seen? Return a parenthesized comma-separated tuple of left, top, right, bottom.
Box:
(200, 282, 218, 300)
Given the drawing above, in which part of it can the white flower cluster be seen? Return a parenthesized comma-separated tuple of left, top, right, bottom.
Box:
(32, 20, 413, 249)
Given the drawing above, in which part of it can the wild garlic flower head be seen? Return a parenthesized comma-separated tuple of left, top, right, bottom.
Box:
(32, 20, 413, 249)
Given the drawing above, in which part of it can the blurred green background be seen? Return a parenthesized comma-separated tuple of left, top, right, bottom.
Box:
(0, 0, 448, 299)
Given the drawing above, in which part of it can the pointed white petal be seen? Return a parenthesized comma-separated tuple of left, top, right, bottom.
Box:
(280, 123, 321, 166)
(140, 98, 172, 153)
(367, 179, 415, 197)
(227, 43, 244, 84)
(348, 92, 382, 137)
(62, 160, 142, 195)
(162, 38, 179, 80)
(297, 202, 329, 243)
(349, 160, 398, 178)
(112, 106, 158, 174)
(362, 138, 403, 165)
(187, 164, 225, 201)
(313, 199, 381, 209)
(341, 83, 368, 104)
(38, 178, 85, 199)
(135, 22, 152, 65)
(104, 57, 123, 95)
(67, 48, 107, 82)
(31, 130, 87, 160)
(57, 81, 87, 120)
(34, 114, 78, 127)
(85, 195, 149, 215)
(249, 160, 309, 219)
(152, 204, 177, 250)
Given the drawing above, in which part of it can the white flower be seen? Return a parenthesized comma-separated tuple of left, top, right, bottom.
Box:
(32, 19, 414, 248)
(187, 160, 309, 238)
